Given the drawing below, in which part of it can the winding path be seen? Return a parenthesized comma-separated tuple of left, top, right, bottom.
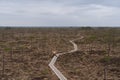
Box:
(49, 36, 83, 80)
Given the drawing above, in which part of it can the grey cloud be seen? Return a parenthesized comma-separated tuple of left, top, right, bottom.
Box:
(0, 0, 120, 26)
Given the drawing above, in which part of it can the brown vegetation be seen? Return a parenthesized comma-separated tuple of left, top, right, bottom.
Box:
(0, 27, 119, 80)
(57, 27, 120, 80)
(0, 27, 82, 80)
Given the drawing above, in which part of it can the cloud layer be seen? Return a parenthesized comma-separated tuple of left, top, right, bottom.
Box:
(0, 0, 120, 26)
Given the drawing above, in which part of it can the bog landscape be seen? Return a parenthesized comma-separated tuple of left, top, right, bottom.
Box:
(0, 27, 120, 80)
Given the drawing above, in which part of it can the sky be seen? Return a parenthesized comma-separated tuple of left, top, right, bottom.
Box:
(0, 0, 120, 27)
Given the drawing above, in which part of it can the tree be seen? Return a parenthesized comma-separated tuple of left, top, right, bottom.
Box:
(101, 28, 116, 80)
(103, 29, 116, 56)
(2, 50, 5, 79)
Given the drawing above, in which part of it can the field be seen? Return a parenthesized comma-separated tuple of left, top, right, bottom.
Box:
(0, 27, 120, 80)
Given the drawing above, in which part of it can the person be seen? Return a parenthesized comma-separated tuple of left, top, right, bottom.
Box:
(52, 50, 57, 57)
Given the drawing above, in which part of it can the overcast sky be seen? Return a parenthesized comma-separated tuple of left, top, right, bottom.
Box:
(0, 0, 120, 26)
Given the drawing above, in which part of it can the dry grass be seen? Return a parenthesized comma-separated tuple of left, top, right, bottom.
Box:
(0, 28, 82, 80)
(0, 27, 119, 80)
(56, 28, 120, 80)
